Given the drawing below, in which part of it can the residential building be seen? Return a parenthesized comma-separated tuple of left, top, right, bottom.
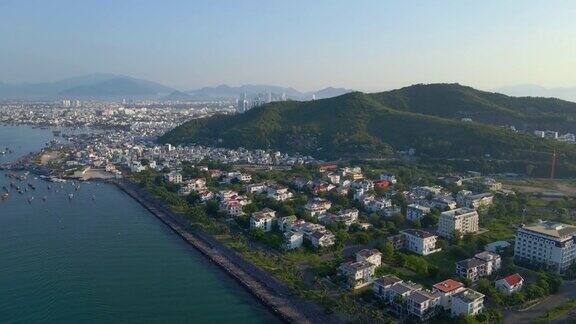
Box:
(438, 208, 479, 239)
(250, 208, 276, 231)
(433, 279, 465, 310)
(407, 289, 441, 321)
(277, 215, 297, 232)
(401, 229, 442, 256)
(495, 273, 524, 295)
(164, 171, 182, 184)
(356, 249, 382, 267)
(456, 252, 500, 282)
(456, 191, 494, 209)
(338, 260, 377, 289)
(514, 221, 576, 273)
(283, 231, 304, 250)
(304, 198, 332, 217)
(407, 204, 431, 221)
(451, 289, 485, 317)
(374, 275, 403, 300)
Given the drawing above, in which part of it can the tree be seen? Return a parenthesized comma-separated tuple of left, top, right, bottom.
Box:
(380, 242, 395, 260)
(526, 164, 535, 176)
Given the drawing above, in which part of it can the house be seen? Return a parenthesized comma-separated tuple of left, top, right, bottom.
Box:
(245, 182, 268, 194)
(430, 196, 457, 210)
(356, 249, 382, 267)
(407, 204, 431, 221)
(364, 197, 392, 212)
(474, 251, 502, 274)
(221, 201, 244, 217)
(319, 209, 359, 227)
(387, 282, 423, 314)
(198, 190, 214, 202)
(374, 180, 390, 190)
(250, 208, 277, 231)
(451, 288, 485, 317)
(495, 273, 524, 295)
(338, 260, 377, 289)
(374, 275, 403, 300)
(438, 208, 479, 239)
(164, 171, 182, 184)
(309, 230, 335, 248)
(401, 229, 442, 256)
(277, 215, 298, 232)
(283, 231, 304, 250)
(433, 279, 465, 310)
(266, 185, 293, 201)
(457, 191, 494, 209)
(456, 252, 501, 282)
(304, 198, 332, 217)
(407, 289, 441, 321)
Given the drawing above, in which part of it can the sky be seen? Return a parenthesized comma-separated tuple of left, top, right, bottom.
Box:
(1, 0, 575, 92)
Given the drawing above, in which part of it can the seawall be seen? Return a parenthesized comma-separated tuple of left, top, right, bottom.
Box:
(112, 179, 331, 324)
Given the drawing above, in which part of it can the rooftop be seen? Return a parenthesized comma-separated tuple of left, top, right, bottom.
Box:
(402, 229, 436, 239)
(375, 275, 403, 287)
(522, 221, 576, 238)
(453, 288, 484, 303)
(433, 279, 464, 293)
(499, 273, 524, 287)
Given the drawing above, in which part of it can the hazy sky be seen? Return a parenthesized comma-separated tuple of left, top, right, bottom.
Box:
(1, 0, 575, 91)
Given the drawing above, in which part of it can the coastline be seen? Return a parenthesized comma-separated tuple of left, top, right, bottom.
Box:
(112, 179, 332, 324)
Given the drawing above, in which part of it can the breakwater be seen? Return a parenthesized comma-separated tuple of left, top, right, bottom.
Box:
(113, 179, 331, 324)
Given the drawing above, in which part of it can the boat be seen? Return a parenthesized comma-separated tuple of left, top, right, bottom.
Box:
(68, 193, 74, 200)
(27, 197, 34, 204)
(28, 183, 36, 190)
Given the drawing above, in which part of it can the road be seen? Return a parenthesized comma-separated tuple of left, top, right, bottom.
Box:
(504, 280, 576, 323)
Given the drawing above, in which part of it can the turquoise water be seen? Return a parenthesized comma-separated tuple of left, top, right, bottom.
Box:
(0, 125, 279, 323)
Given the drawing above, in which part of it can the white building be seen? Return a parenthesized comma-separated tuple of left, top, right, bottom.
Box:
(495, 273, 524, 295)
(432, 279, 465, 310)
(304, 198, 332, 217)
(514, 221, 576, 273)
(451, 288, 485, 317)
(250, 208, 277, 232)
(456, 191, 494, 209)
(283, 231, 304, 250)
(401, 229, 442, 256)
(438, 207, 479, 239)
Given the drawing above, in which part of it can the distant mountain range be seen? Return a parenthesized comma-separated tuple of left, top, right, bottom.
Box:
(161, 83, 576, 163)
(0, 73, 352, 101)
(185, 84, 352, 101)
(496, 84, 576, 102)
(0, 73, 173, 100)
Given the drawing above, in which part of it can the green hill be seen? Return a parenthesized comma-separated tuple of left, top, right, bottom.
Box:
(160, 84, 576, 161)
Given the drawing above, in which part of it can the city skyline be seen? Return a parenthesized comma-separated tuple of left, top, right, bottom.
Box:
(1, 0, 576, 92)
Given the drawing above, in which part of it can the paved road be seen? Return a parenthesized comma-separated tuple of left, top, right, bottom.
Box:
(504, 281, 576, 324)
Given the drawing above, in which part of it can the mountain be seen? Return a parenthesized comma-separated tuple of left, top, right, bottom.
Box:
(160, 83, 576, 162)
(0, 74, 173, 100)
(187, 84, 352, 101)
(496, 84, 576, 103)
(59, 76, 173, 99)
(161, 90, 194, 101)
(309, 87, 352, 100)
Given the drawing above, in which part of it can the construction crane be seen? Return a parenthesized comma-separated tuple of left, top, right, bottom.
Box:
(514, 148, 559, 179)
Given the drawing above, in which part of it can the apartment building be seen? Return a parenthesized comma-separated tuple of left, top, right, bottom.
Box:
(438, 207, 479, 239)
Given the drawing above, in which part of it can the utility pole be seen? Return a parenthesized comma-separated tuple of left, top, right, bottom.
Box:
(550, 148, 557, 180)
